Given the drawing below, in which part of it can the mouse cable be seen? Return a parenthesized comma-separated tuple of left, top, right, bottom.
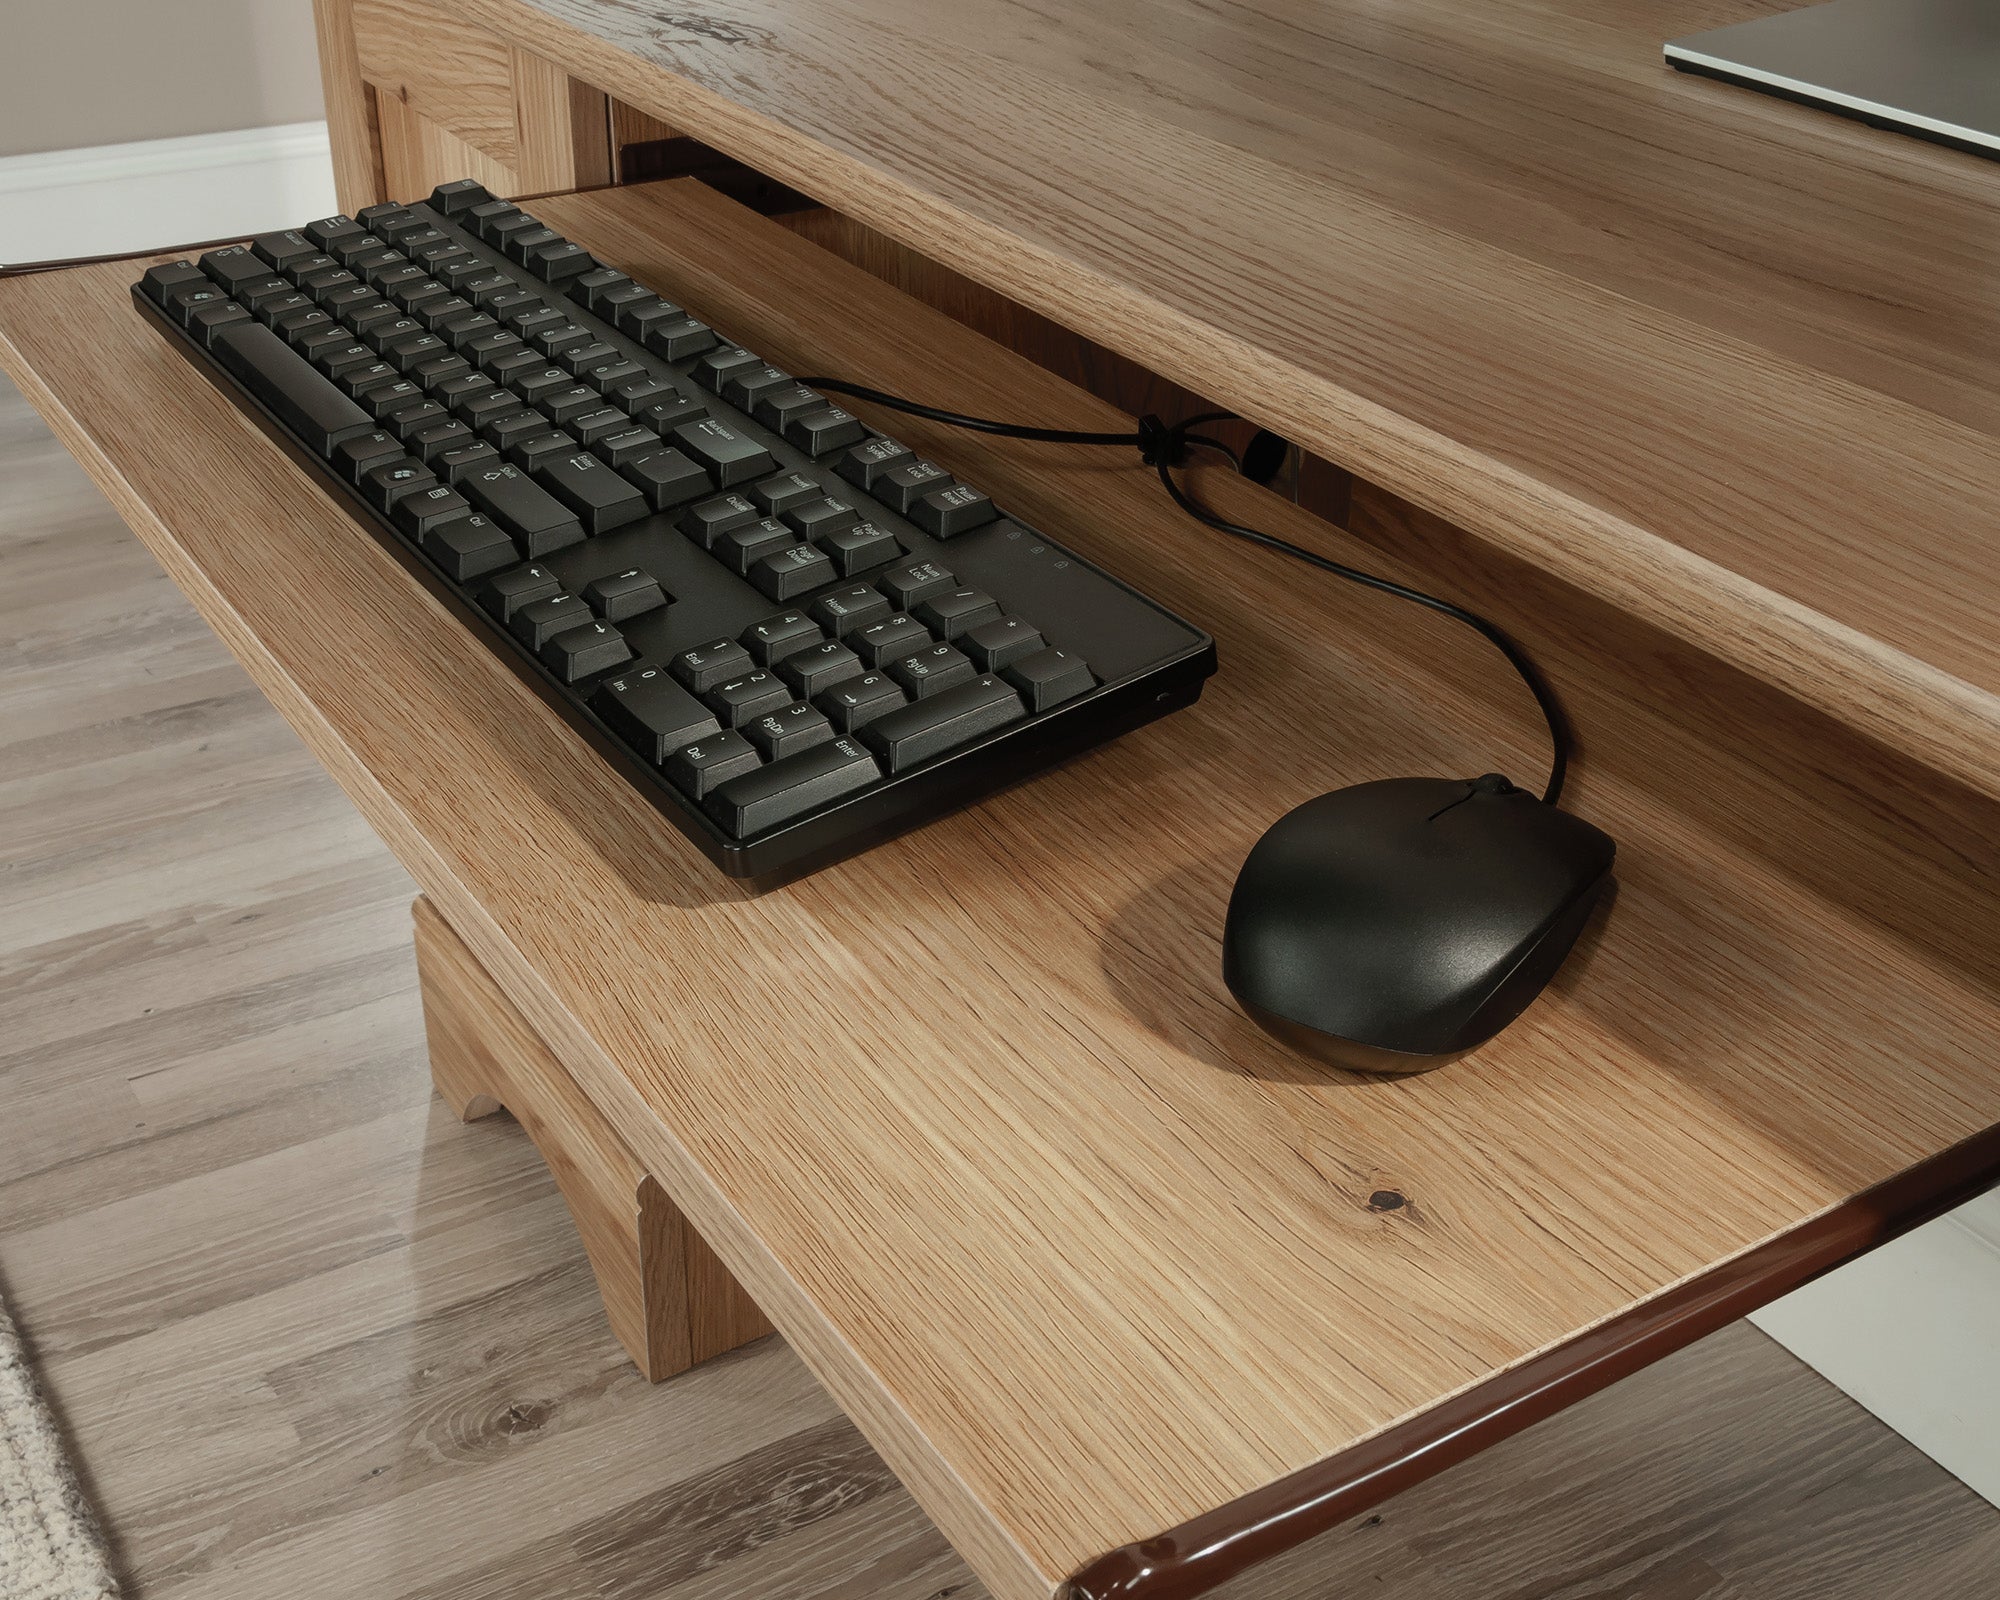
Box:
(793, 376, 1574, 807)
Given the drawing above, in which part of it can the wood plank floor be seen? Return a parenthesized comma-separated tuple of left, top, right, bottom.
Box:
(2, 372, 1997, 1600)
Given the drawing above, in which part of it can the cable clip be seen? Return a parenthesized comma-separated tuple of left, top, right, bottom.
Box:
(1134, 413, 1190, 469)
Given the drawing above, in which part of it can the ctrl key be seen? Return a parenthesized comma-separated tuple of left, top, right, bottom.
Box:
(703, 737, 880, 835)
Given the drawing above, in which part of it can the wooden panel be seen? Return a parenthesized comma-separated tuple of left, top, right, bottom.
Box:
(376, 91, 517, 205)
(781, 206, 1347, 523)
(423, 0, 2000, 800)
(311, 0, 385, 214)
(8, 181, 2000, 1600)
(354, 0, 521, 170)
(8, 374, 1998, 1600)
(415, 894, 771, 1379)
(510, 45, 611, 193)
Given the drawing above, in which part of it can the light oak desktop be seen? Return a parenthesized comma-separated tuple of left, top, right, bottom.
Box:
(4, 3, 2000, 1598)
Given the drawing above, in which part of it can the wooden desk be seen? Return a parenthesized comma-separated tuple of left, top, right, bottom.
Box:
(6, 174, 2000, 1600)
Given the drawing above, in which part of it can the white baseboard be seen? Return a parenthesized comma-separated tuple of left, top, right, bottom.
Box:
(0, 123, 338, 267)
(1751, 1187, 2000, 1507)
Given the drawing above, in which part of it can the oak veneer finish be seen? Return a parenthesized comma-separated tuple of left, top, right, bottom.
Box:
(414, 893, 772, 1380)
(396, 0, 2000, 802)
(5, 181, 2000, 1599)
(10, 372, 2000, 1600)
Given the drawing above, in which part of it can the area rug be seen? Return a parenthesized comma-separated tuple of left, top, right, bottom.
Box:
(0, 1297, 117, 1600)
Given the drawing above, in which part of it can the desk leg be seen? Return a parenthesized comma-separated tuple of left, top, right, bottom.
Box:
(411, 896, 773, 1380)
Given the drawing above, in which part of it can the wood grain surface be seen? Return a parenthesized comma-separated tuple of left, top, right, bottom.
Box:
(416, 893, 773, 1380)
(6, 180, 2000, 1600)
(7, 369, 1995, 1597)
(396, 0, 2000, 800)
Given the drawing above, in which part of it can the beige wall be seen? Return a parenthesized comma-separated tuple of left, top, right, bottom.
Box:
(0, 0, 324, 158)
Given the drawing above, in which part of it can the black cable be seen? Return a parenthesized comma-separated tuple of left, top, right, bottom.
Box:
(796, 377, 1572, 806)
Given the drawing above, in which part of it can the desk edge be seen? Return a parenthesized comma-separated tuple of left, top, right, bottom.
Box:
(1060, 1117, 2000, 1600)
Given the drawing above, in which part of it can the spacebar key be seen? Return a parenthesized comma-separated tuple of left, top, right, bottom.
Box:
(704, 737, 880, 835)
(211, 320, 373, 456)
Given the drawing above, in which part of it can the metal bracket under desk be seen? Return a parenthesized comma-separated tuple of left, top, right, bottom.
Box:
(4, 177, 2000, 1600)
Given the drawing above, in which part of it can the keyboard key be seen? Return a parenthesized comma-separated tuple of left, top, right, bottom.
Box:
(334, 429, 404, 482)
(584, 568, 669, 621)
(305, 213, 367, 248)
(594, 665, 719, 762)
(385, 399, 450, 442)
(487, 410, 552, 452)
(741, 609, 823, 666)
(210, 321, 373, 457)
(913, 484, 1000, 538)
(623, 448, 711, 509)
(671, 638, 754, 694)
(788, 406, 868, 455)
(643, 316, 719, 361)
(673, 418, 775, 487)
(808, 584, 893, 636)
(817, 521, 902, 576)
(1003, 646, 1096, 711)
(199, 244, 272, 291)
(461, 462, 586, 556)
(879, 559, 956, 610)
(814, 671, 908, 733)
(360, 458, 438, 511)
(681, 493, 759, 547)
(571, 407, 629, 445)
(538, 451, 648, 534)
(782, 496, 860, 541)
(751, 383, 828, 431)
(139, 259, 210, 307)
(887, 642, 977, 699)
(569, 266, 632, 309)
(778, 640, 865, 699)
(913, 586, 1002, 640)
(539, 385, 604, 425)
(750, 471, 823, 516)
(162, 280, 237, 328)
(392, 483, 473, 537)
(750, 543, 836, 601)
(188, 301, 254, 347)
(876, 460, 955, 513)
(851, 613, 932, 667)
(410, 419, 476, 463)
(251, 228, 320, 270)
(696, 345, 761, 388)
(511, 593, 593, 650)
(421, 512, 515, 581)
(665, 729, 761, 801)
(705, 671, 793, 727)
(860, 675, 1027, 772)
(705, 737, 880, 835)
(743, 701, 835, 761)
(721, 362, 791, 409)
(962, 615, 1045, 671)
(838, 437, 916, 490)
(543, 620, 632, 683)
(526, 240, 595, 282)
(631, 393, 710, 434)
(363, 380, 426, 421)
(429, 178, 492, 214)
(596, 427, 666, 469)
(716, 519, 798, 576)
(480, 563, 562, 622)
(436, 441, 502, 483)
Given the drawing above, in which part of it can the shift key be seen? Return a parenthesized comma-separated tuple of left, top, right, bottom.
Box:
(460, 462, 585, 555)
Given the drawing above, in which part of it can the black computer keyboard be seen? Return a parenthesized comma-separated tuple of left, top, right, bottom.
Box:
(134, 180, 1214, 881)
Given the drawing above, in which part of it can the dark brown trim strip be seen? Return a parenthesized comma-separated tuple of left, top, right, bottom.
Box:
(1061, 1121, 2000, 1600)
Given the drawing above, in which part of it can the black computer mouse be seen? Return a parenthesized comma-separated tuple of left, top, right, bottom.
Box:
(1222, 774, 1615, 1073)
